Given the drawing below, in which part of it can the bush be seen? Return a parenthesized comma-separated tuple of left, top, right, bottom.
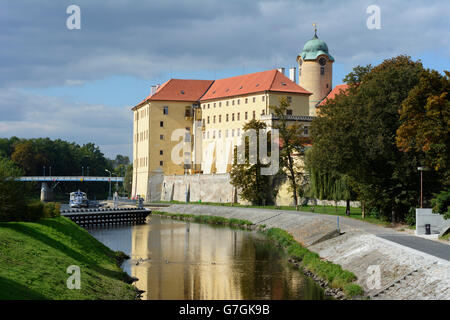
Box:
(344, 283, 365, 297)
(431, 190, 450, 219)
(43, 202, 61, 218)
(0, 157, 28, 222)
(405, 207, 416, 226)
(24, 201, 45, 221)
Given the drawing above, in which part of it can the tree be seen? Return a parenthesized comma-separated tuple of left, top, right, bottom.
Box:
(0, 157, 29, 221)
(306, 149, 356, 215)
(310, 55, 439, 222)
(230, 120, 271, 205)
(396, 69, 450, 185)
(270, 97, 308, 206)
(123, 164, 133, 197)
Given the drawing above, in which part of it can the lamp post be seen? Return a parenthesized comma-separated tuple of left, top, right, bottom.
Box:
(43, 166, 46, 176)
(49, 166, 52, 177)
(87, 166, 89, 176)
(417, 166, 429, 208)
(105, 169, 112, 200)
(82, 166, 84, 177)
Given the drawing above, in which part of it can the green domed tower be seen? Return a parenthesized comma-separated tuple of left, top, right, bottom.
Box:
(297, 25, 334, 116)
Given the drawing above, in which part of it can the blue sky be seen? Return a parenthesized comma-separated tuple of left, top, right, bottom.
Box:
(0, 0, 449, 159)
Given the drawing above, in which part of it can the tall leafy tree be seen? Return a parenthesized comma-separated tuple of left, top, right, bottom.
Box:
(310, 55, 439, 222)
(396, 69, 450, 185)
(230, 120, 271, 205)
(270, 97, 308, 206)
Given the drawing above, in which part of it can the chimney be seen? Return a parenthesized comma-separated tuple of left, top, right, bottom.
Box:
(289, 67, 296, 83)
(150, 84, 160, 96)
(277, 67, 285, 75)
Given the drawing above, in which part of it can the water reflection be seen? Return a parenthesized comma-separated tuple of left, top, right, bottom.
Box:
(89, 216, 326, 300)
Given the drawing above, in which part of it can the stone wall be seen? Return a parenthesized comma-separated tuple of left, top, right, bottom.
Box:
(415, 208, 447, 235)
(160, 173, 237, 203)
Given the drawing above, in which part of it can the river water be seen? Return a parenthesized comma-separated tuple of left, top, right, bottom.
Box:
(88, 215, 327, 300)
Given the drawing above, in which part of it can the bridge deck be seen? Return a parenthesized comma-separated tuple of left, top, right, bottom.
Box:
(17, 176, 123, 182)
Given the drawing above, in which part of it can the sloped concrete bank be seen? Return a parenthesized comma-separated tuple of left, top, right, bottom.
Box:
(150, 204, 450, 300)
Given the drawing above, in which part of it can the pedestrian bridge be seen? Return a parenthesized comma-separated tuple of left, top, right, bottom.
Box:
(17, 176, 124, 182)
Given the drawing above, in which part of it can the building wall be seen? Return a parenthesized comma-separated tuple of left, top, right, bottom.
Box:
(132, 100, 196, 200)
(198, 92, 310, 174)
(298, 55, 333, 116)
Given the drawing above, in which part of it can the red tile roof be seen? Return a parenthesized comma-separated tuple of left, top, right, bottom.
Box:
(134, 79, 214, 108)
(318, 84, 350, 106)
(133, 69, 311, 109)
(200, 69, 311, 101)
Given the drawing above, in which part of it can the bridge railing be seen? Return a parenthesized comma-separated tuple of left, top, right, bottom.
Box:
(17, 176, 124, 182)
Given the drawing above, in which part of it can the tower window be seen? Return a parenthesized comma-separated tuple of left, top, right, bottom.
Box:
(321, 67, 325, 75)
(163, 106, 168, 114)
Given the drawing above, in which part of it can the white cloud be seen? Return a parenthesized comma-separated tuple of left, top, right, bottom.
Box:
(0, 88, 132, 158)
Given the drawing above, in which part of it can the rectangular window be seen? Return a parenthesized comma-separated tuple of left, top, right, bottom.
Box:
(202, 119, 205, 126)
(226, 101, 229, 106)
(213, 130, 216, 139)
(253, 97, 256, 103)
(245, 112, 248, 120)
(304, 126, 309, 135)
(208, 104, 210, 109)
(262, 96, 265, 102)
(207, 131, 210, 139)
(160, 150, 163, 155)
(214, 103, 216, 108)
(237, 99, 240, 105)
(286, 109, 293, 115)
(218, 130, 221, 138)
(253, 111, 256, 119)
(160, 160, 163, 166)
(226, 114, 229, 122)
(237, 128, 240, 136)
(160, 134, 164, 140)
(213, 115, 216, 123)
(219, 115, 222, 123)
(321, 67, 325, 75)
(232, 100, 235, 106)
(245, 98, 248, 104)
(160, 121, 164, 127)
(207, 116, 210, 124)
(261, 110, 265, 115)
(163, 106, 168, 114)
(219, 102, 222, 107)
(237, 113, 240, 121)
(287, 96, 292, 103)
(226, 129, 229, 138)
(232, 113, 235, 121)
(185, 106, 191, 117)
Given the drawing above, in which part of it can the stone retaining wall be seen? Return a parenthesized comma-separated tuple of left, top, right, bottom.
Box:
(152, 204, 450, 300)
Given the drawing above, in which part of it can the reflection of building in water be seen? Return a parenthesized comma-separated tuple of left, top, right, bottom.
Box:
(130, 217, 244, 300)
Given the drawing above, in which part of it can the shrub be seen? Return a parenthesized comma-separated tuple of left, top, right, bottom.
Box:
(344, 283, 364, 297)
(431, 190, 450, 219)
(24, 201, 45, 221)
(43, 202, 61, 218)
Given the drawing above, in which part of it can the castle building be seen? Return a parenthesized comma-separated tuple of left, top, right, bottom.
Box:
(132, 30, 335, 202)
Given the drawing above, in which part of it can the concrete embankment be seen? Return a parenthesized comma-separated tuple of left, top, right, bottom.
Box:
(152, 204, 450, 300)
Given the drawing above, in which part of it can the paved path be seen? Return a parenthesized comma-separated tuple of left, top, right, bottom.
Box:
(151, 204, 450, 261)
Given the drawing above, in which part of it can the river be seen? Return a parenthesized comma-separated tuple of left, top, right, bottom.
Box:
(88, 215, 327, 300)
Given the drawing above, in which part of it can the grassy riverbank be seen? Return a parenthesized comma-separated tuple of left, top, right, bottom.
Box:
(0, 216, 137, 300)
(152, 211, 364, 299)
(154, 201, 389, 227)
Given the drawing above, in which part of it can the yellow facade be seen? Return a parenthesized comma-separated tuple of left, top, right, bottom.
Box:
(132, 100, 196, 200)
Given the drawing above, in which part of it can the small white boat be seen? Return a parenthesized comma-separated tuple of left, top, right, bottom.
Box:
(69, 190, 89, 208)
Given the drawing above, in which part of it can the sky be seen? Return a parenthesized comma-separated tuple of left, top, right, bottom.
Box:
(0, 0, 449, 159)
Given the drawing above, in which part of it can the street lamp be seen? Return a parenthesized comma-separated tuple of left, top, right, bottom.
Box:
(417, 166, 429, 208)
(105, 169, 112, 200)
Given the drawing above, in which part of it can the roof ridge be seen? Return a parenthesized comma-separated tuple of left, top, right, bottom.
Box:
(268, 69, 279, 91)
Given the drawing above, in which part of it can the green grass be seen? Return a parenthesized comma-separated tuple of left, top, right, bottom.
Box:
(154, 200, 390, 227)
(440, 233, 450, 241)
(0, 216, 137, 300)
(151, 211, 255, 229)
(264, 228, 364, 298)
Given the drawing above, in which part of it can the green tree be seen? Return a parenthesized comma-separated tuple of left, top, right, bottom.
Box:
(396, 69, 450, 185)
(310, 55, 440, 222)
(230, 120, 270, 205)
(0, 157, 29, 221)
(270, 97, 308, 206)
